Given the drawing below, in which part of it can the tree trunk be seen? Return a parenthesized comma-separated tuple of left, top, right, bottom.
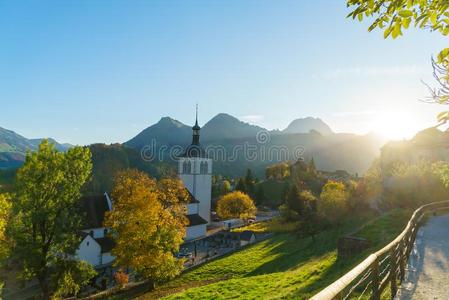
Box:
(38, 275, 50, 300)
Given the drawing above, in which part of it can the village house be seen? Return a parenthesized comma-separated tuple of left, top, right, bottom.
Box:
(76, 193, 115, 268)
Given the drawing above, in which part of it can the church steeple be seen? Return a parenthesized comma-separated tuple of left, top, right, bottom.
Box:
(192, 104, 200, 145)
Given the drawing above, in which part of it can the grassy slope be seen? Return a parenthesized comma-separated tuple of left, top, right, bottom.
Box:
(138, 210, 410, 300)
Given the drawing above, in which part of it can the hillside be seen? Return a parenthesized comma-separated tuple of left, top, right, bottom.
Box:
(0, 126, 71, 168)
(139, 210, 411, 299)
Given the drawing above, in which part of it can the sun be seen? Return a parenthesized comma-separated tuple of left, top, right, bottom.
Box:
(370, 111, 418, 140)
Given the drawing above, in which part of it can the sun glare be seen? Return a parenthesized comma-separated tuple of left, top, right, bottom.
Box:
(370, 111, 418, 140)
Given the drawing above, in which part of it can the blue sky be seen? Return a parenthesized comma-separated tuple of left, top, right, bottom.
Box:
(0, 0, 446, 145)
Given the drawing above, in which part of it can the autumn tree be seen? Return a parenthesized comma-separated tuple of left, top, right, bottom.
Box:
(10, 140, 94, 299)
(216, 191, 256, 221)
(319, 180, 349, 224)
(265, 162, 290, 180)
(104, 170, 189, 288)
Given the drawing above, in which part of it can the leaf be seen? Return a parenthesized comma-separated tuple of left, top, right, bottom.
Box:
(398, 10, 413, 18)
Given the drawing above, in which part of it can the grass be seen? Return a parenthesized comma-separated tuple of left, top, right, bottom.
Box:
(232, 218, 300, 234)
(137, 209, 411, 300)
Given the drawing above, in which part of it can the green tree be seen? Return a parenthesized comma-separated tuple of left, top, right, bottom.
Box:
(244, 169, 256, 196)
(216, 191, 257, 221)
(319, 180, 348, 224)
(285, 185, 305, 216)
(52, 260, 97, 299)
(104, 170, 188, 288)
(255, 185, 267, 205)
(235, 178, 247, 193)
(0, 193, 11, 294)
(221, 179, 232, 195)
(10, 140, 93, 299)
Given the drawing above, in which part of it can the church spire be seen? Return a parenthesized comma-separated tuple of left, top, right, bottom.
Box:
(192, 104, 200, 145)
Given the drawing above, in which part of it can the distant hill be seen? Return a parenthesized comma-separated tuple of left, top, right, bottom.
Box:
(283, 117, 333, 135)
(0, 126, 71, 168)
(125, 117, 191, 149)
(201, 113, 266, 141)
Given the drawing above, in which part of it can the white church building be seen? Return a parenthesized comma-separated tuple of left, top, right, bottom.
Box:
(179, 111, 212, 240)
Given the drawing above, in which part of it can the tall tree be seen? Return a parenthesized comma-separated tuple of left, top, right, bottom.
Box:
(11, 140, 93, 299)
(104, 170, 189, 288)
(244, 169, 255, 196)
(216, 191, 257, 221)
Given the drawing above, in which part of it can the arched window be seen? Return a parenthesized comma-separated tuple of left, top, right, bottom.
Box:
(183, 160, 192, 174)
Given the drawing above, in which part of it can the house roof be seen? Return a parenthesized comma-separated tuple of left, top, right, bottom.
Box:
(239, 230, 255, 242)
(95, 237, 115, 254)
(186, 189, 200, 204)
(80, 194, 110, 229)
(186, 214, 208, 226)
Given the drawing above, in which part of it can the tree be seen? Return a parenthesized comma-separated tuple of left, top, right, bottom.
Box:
(0, 193, 11, 294)
(255, 185, 267, 205)
(216, 191, 257, 221)
(0, 193, 11, 260)
(11, 140, 93, 299)
(265, 162, 290, 180)
(104, 170, 189, 288)
(52, 260, 97, 299)
(319, 180, 348, 224)
(221, 180, 232, 195)
(244, 169, 256, 196)
(235, 178, 247, 193)
(285, 185, 305, 216)
(347, 0, 449, 119)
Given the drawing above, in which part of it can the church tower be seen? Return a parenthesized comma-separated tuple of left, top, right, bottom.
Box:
(178, 107, 212, 224)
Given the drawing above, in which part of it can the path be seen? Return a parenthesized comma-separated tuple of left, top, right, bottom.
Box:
(397, 213, 449, 300)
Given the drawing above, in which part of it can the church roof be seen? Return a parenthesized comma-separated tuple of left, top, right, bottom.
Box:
(187, 214, 208, 226)
(186, 189, 200, 203)
(80, 194, 110, 229)
(95, 237, 115, 253)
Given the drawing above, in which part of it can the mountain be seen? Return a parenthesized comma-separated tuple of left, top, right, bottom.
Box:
(283, 117, 333, 135)
(125, 117, 191, 149)
(0, 126, 71, 169)
(201, 113, 266, 141)
(124, 114, 386, 176)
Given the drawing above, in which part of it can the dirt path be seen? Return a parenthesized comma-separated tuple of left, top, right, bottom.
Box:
(397, 213, 449, 300)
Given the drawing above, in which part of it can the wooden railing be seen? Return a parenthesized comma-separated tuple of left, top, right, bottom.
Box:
(311, 200, 449, 300)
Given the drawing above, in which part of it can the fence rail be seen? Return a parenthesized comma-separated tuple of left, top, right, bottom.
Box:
(311, 200, 449, 300)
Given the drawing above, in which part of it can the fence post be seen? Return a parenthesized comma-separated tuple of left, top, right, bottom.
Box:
(399, 239, 406, 282)
(390, 247, 397, 298)
(371, 258, 380, 300)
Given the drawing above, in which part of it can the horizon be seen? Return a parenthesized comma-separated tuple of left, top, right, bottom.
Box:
(1, 1, 446, 144)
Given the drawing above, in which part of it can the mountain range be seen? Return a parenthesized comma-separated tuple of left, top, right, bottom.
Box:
(0, 114, 388, 179)
(0, 127, 71, 168)
(124, 113, 387, 176)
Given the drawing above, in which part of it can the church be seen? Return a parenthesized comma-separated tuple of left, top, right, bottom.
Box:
(179, 110, 212, 240)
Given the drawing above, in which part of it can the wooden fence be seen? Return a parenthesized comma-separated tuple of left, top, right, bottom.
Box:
(311, 200, 449, 300)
